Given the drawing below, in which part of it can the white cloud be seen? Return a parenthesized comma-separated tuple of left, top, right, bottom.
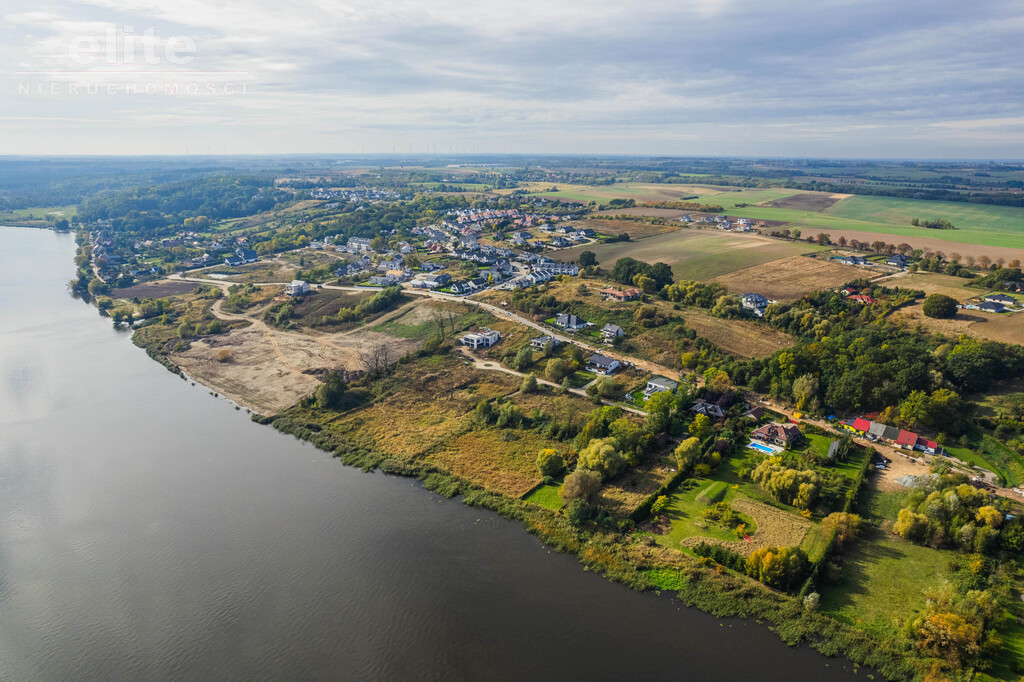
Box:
(0, 0, 1022, 156)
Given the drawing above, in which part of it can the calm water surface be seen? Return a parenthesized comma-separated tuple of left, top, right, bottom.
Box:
(0, 227, 860, 680)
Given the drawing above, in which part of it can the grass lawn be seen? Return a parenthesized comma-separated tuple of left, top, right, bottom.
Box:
(568, 370, 596, 388)
(942, 437, 1024, 487)
(523, 483, 564, 510)
(819, 525, 951, 637)
(654, 479, 757, 552)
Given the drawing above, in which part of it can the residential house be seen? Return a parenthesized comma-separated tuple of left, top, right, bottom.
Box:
(741, 293, 770, 317)
(601, 323, 624, 344)
(347, 237, 373, 253)
(224, 254, 244, 266)
(849, 294, 877, 305)
(978, 301, 1006, 313)
(534, 263, 579, 277)
(887, 254, 909, 268)
(841, 255, 870, 266)
(236, 248, 258, 263)
(644, 377, 678, 399)
(530, 335, 562, 351)
(368, 275, 398, 287)
(449, 281, 472, 295)
(548, 237, 571, 248)
(895, 429, 919, 450)
(1003, 281, 1024, 293)
(460, 328, 501, 349)
(867, 422, 900, 443)
(691, 401, 726, 419)
(421, 272, 451, 288)
(285, 280, 311, 296)
(751, 422, 802, 447)
(600, 287, 641, 302)
(984, 293, 1016, 306)
(585, 353, 619, 375)
(555, 313, 587, 330)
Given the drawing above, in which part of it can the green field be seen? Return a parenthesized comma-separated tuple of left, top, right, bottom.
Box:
(558, 230, 827, 281)
(0, 204, 78, 223)
(726, 194, 1024, 252)
(523, 482, 564, 509)
(819, 525, 951, 637)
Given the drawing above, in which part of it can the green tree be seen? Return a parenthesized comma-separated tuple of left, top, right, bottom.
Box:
(674, 437, 701, 467)
(546, 358, 570, 383)
(578, 250, 598, 267)
(923, 294, 958, 319)
(689, 413, 712, 440)
(651, 495, 669, 515)
(315, 373, 348, 409)
(512, 345, 534, 372)
(521, 372, 538, 393)
(565, 498, 590, 525)
(645, 391, 674, 432)
(577, 437, 625, 480)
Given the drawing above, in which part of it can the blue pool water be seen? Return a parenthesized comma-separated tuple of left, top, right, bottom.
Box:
(747, 442, 776, 454)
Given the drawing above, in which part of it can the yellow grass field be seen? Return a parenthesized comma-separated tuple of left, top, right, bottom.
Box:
(711, 255, 864, 300)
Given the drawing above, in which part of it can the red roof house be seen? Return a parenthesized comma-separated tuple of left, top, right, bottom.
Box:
(851, 418, 871, 432)
(896, 430, 919, 449)
(849, 295, 877, 305)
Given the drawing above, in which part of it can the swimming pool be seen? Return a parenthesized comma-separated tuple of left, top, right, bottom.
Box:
(747, 441, 777, 455)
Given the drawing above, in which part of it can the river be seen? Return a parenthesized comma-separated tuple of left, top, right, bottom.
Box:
(0, 227, 860, 680)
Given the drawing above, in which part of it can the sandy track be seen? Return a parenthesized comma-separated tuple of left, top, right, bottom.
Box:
(169, 288, 422, 416)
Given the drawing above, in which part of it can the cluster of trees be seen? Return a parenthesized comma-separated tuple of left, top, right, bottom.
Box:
(610, 257, 674, 291)
(911, 217, 956, 230)
(80, 175, 292, 225)
(663, 280, 730, 308)
(744, 546, 810, 591)
(892, 477, 1022, 553)
(750, 458, 821, 509)
(738, 323, 1024, 418)
(885, 388, 963, 432)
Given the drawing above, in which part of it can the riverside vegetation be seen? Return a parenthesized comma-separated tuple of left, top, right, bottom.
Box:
(49, 157, 1024, 680)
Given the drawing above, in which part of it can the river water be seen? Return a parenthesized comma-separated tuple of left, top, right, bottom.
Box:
(0, 227, 859, 680)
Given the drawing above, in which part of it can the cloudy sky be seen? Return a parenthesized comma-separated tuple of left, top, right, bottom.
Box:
(2, 0, 1023, 157)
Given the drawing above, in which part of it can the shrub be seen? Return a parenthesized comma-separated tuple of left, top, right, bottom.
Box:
(536, 449, 565, 478)
(561, 469, 601, 503)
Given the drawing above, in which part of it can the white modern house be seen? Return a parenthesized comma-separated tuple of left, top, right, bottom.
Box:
(285, 280, 311, 296)
(460, 328, 501, 349)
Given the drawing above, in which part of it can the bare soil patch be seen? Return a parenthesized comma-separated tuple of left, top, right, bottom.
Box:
(759, 192, 843, 212)
(570, 218, 678, 240)
(113, 281, 199, 299)
(170, 312, 424, 415)
(711, 255, 862, 300)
